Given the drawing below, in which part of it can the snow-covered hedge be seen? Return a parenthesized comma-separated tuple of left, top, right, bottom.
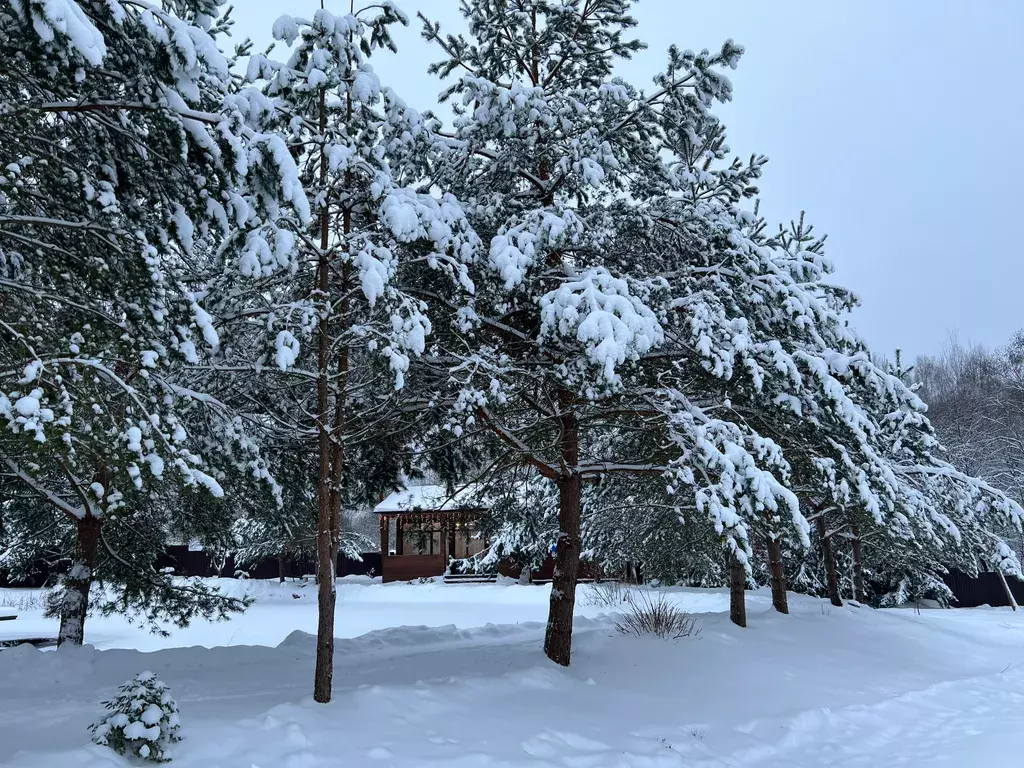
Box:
(91, 672, 181, 762)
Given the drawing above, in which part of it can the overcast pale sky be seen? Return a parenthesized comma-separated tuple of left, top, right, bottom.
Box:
(232, 1, 1024, 360)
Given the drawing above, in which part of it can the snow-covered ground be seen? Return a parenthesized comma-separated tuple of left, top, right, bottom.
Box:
(2, 580, 1022, 767)
(2, 575, 637, 651)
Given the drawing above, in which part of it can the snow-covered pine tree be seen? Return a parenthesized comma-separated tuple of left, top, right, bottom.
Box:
(615, 45, 1021, 625)
(417, 1, 752, 663)
(419, 3, 1024, 635)
(91, 671, 181, 763)
(771, 344, 1024, 609)
(635, 102, 834, 626)
(867, 353, 1024, 602)
(210, 2, 478, 702)
(0, 1, 305, 644)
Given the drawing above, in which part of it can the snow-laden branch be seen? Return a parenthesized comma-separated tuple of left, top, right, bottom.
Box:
(0, 456, 86, 520)
(5, 101, 222, 125)
(0, 215, 117, 233)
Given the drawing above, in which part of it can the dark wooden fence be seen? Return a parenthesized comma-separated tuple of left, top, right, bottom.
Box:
(2, 549, 381, 588)
(943, 569, 1024, 608)
(156, 547, 381, 581)
(7, 555, 1018, 605)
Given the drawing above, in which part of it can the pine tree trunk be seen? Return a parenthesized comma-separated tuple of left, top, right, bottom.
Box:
(278, 554, 286, 584)
(328, 350, 347, 580)
(325, 39, 356, 586)
(312, 82, 336, 705)
(314, 451, 337, 704)
(327, 268, 350, 583)
(729, 554, 747, 628)
(0, 502, 7, 588)
(767, 537, 789, 614)
(544, 404, 581, 666)
(850, 523, 867, 603)
(816, 515, 842, 607)
(58, 513, 101, 646)
(313, 323, 337, 702)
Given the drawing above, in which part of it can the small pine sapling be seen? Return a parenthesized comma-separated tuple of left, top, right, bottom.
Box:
(91, 672, 181, 763)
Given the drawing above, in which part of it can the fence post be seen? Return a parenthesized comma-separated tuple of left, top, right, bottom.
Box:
(997, 571, 1018, 611)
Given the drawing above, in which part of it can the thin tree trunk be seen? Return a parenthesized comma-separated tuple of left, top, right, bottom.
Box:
(58, 514, 101, 646)
(997, 570, 1018, 611)
(313, 80, 336, 705)
(816, 515, 842, 607)
(278, 553, 286, 584)
(850, 523, 867, 603)
(767, 537, 789, 614)
(729, 554, 747, 628)
(327, 342, 347, 583)
(530, 5, 540, 86)
(326, 83, 353, 583)
(544, 402, 581, 666)
(0, 501, 7, 588)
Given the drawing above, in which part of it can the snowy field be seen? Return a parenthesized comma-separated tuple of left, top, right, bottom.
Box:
(2, 580, 1023, 767)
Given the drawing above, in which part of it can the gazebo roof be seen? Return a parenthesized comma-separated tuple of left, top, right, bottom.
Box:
(374, 484, 487, 515)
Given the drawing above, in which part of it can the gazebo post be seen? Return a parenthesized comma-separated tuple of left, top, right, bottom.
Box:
(439, 514, 447, 569)
(379, 515, 389, 558)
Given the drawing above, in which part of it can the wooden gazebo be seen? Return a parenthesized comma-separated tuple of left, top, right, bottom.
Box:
(375, 485, 489, 583)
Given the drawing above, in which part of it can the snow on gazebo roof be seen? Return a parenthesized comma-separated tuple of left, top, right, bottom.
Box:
(374, 485, 487, 514)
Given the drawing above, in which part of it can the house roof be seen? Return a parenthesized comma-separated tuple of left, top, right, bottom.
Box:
(374, 484, 487, 514)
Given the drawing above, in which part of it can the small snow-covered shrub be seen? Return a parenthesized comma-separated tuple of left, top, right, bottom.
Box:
(91, 672, 181, 762)
(614, 591, 699, 640)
